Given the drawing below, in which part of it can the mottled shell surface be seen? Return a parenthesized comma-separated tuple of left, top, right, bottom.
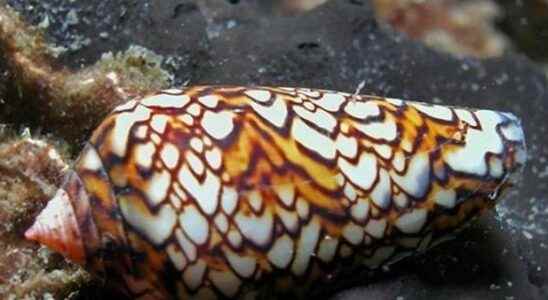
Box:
(41, 86, 527, 299)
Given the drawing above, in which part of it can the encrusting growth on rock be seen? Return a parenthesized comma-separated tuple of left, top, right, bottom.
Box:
(0, 133, 92, 299)
(0, 2, 171, 146)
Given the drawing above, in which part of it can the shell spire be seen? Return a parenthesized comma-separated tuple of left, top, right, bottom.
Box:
(25, 188, 86, 264)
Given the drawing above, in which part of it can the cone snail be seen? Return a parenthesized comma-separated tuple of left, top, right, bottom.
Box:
(25, 86, 527, 299)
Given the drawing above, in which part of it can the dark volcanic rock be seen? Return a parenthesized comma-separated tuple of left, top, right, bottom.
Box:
(7, 0, 548, 299)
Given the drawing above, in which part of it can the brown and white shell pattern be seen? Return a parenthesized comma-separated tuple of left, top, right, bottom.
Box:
(26, 86, 527, 299)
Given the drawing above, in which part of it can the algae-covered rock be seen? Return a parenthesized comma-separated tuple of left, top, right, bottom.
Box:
(0, 133, 91, 299)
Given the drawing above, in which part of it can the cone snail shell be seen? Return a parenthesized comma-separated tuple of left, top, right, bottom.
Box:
(26, 86, 527, 299)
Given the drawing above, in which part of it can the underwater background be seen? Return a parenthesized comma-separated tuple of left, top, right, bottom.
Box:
(0, 1, 547, 299)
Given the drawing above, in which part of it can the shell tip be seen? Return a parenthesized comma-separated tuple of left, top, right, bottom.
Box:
(25, 188, 86, 265)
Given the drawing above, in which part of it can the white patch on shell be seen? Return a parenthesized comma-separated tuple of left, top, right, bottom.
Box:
(167, 244, 187, 271)
(145, 169, 171, 206)
(278, 208, 299, 234)
(187, 103, 201, 116)
(224, 248, 257, 278)
(274, 184, 295, 207)
(292, 118, 336, 159)
(433, 188, 456, 208)
(209, 270, 241, 298)
(344, 101, 380, 119)
(500, 117, 525, 142)
(160, 143, 180, 170)
(179, 114, 194, 126)
(355, 117, 398, 141)
(221, 187, 238, 215)
(150, 133, 162, 145)
(393, 192, 408, 208)
(141, 94, 190, 109)
(291, 217, 320, 276)
(370, 169, 391, 209)
(198, 95, 219, 108)
(248, 191, 263, 213)
(113, 99, 137, 112)
(245, 89, 272, 102)
(250, 98, 288, 128)
(150, 114, 169, 134)
(298, 88, 321, 98)
(335, 133, 358, 158)
(489, 156, 504, 178)
(293, 105, 337, 133)
(203, 136, 212, 146)
(163, 88, 183, 94)
(391, 153, 430, 198)
(179, 205, 209, 245)
(455, 109, 478, 127)
(268, 235, 294, 269)
(175, 228, 197, 262)
(214, 213, 229, 233)
(364, 218, 387, 239)
(401, 139, 413, 153)
(338, 152, 378, 190)
(303, 101, 315, 110)
(279, 87, 297, 94)
(373, 144, 392, 160)
(317, 236, 338, 263)
(183, 259, 207, 291)
(335, 173, 345, 186)
(119, 201, 176, 246)
(411, 102, 454, 121)
(134, 125, 148, 139)
(296, 197, 310, 219)
(173, 184, 187, 202)
(344, 182, 358, 202)
(189, 137, 204, 153)
(445, 110, 504, 176)
(201, 110, 235, 140)
(227, 230, 243, 248)
(205, 148, 222, 170)
(111, 105, 151, 157)
(386, 98, 403, 106)
(234, 210, 273, 246)
(392, 151, 406, 172)
(350, 198, 370, 223)
(342, 223, 364, 245)
(80, 146, 103, 171)
(395, 208, 428, 234)
(169, 194, 182, 210)
(313, 92, 346, 112)
(185, 151, 205, 175)
(515, 146, 527, 165)
(178, 166, 220, 215)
